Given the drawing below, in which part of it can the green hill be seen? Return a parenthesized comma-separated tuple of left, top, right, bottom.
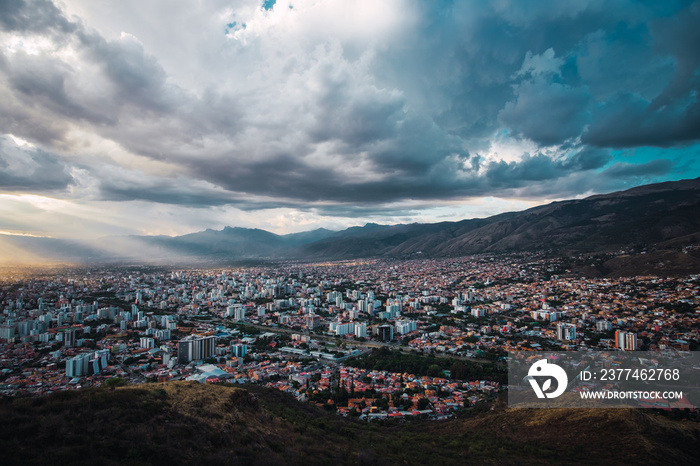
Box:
(1, 382, 699, 465)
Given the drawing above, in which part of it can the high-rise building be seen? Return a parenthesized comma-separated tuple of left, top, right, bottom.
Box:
(65, 353, 92, 378)
(595, 320, 612, 332)
(377, 325, 394, 342)
(0, 324, 16, 342)
(63, 328, 76, 348)
(305, 314, 321, 330)
(140, 337, 155, 349)
(556, 323, 577, 341)
(615, 331, 638, 351)
(395, 320, 417, 335)
(335, 322, 355, 336)
(178, 335, 216, 364)
(231, 343, 247, 358)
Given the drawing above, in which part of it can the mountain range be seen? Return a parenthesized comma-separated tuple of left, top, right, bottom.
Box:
(4, 177, 700, 267)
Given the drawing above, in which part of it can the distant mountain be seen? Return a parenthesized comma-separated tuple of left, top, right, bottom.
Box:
(134, 226, 337, 260)
(296, 178, 700, 259)
(151, 226, 288, 258)
(279, 227, 336, 246)
(3, 178, 700, 268)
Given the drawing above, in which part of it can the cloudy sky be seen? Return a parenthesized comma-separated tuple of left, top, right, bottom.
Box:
(1, 0, 699, 240)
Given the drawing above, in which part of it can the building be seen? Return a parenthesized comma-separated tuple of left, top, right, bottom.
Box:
(227, 305, 246, 321)
(531, 310, 561, 322)
(615, 331, 638, 351)
(65, 353, 92, 378)
(140, 337, 155, 349)
(155, 329, 171, 341)
(305, 314, 321, 330)
(97, 307, 118, 320)
(0, 324, 15, 342)
(62, 328, 77, 348)
(595, 320, 612, 332)
(335, 322, 355, 336)
(178, 335, 216, 364)
(231, 343, 247, 358)
(556, 323, 577, 341)
(377, 324, 394, 342)
(395, 320, 417, 335)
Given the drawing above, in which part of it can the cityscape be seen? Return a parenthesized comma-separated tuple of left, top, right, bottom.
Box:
(2, 0, 700, 463)
(1, 252, 697, 417)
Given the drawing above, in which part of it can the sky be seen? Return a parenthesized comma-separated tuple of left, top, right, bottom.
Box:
(0, 0, 699, 240)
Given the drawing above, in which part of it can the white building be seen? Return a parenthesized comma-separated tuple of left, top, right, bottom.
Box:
(395, 320, 417, 335)
(556, 323, 577, 341)
(140, 337, 155, 349)
(335, 322, 355, 336)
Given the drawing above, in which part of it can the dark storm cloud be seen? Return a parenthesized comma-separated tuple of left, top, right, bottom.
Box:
(564, 147, 612, 171)
(602, 159, 674, 179)
(79, 31, 177, 113)
(582, 91, 700, 148)
(192, 154, 356, 203)
(499, 80, 591, 146)
(0, 0, 76, 35)
(4, 50, 112, 124)
(476, 149, 623, 198)
(0, 137, 73, 190)
(308, 68, 405, 146)
(307, 203, 428, 219)
(0, 0, 698, 218)
(99, 183, 240, 208)
(181, 146, 620, 208)
(648, 2, 700, 110)
(0, 0, 194, 147)
(580, 2, 700, 148)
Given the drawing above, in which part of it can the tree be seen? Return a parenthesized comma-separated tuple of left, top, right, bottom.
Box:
(450, 361, 468, 380)
(103, 377, 127, 390)
(427, 364, 441, 377)
(417, 398, 430, 410)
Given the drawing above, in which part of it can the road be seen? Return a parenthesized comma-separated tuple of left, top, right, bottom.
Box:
(221, 321, 496, 364)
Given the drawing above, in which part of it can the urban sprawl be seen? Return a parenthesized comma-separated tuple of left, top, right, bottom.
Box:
(1, 253, 698, 418)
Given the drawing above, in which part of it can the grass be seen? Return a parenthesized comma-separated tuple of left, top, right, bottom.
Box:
(0, 382, 698, 465)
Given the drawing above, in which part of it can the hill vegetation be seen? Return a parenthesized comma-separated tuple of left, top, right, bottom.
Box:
(1, 381, 699, 465)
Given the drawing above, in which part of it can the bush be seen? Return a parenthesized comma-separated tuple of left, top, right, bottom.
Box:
(103, 377, 127, 390)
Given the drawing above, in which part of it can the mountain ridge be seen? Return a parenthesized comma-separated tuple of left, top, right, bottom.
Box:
(4, 177, 700, 268)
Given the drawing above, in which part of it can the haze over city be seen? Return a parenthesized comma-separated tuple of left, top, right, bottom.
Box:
(0, 0, 699, 245)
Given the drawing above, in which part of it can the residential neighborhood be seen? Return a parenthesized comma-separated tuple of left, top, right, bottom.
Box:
(1, 253, 698, 416)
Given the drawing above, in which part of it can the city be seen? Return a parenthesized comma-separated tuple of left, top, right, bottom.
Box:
(2, 0, 700, 462)
(2, 252, 697, 417)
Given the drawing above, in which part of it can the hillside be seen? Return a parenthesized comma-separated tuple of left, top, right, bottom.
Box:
(1, 382, 699, 465)
(296, 178, 700, 259)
